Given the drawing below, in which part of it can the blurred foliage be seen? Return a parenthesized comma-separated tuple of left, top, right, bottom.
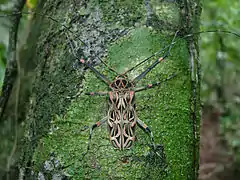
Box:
(200, 0, 240, 102)
(26, 0, 37, 9)
(200, 0, 240, 169)
(220, 115, 240, 160)
(0, 0, 37, 91)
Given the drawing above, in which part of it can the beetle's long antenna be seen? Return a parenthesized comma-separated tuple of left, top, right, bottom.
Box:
(0, 11, 119, 75)
(182, 29, 240, 39)
(132, 31, 179, 84)
(122, 29, 240, 75)
(122, 45, 170, 75)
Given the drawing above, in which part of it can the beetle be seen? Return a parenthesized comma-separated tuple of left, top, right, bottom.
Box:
(65, 31, 179, 150)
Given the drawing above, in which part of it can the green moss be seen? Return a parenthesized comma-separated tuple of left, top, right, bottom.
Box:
(32, 27, 193, 179)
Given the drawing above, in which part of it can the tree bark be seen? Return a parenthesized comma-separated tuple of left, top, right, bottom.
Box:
(0, 0, 201, 179)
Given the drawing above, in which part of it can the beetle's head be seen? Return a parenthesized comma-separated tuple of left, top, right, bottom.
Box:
(110, 75, 133, 89)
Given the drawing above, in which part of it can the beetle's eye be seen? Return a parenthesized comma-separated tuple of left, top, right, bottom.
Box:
(116, 80, 120, 86)
(122, 80, 127, 87)
(110, 83, 115, 88)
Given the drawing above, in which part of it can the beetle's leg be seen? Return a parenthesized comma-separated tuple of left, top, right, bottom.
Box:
(137, 119, 155, 148)
(81, 117, 107, 159)
(132, 31, 179, 84)
(85, 91, 108, 96)
(88, 117, 108, 150)
(134, 73, 176, 93)
(137, 119, 163, 157)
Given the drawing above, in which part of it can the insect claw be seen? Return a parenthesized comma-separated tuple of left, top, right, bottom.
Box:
(80, 150, 88, 160)
(149, 143, 164, 157)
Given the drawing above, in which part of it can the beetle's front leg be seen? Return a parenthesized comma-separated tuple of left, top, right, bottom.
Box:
(85, 91, 108, 96)
(67, 91, 108, 100)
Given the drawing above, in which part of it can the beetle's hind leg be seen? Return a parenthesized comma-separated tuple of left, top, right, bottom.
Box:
(137, 119, 155, 148)
(137, 119, 162, 156)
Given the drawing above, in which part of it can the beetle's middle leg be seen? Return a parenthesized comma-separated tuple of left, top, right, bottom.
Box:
(81, 117, 107, 159)
(134, 73, 177, 93)
(88, 117, 108, 150)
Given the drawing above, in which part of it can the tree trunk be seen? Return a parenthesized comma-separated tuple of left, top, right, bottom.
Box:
(1, 0, 201, 179)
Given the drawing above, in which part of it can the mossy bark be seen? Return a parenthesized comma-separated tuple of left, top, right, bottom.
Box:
(3, 0, 201, 179)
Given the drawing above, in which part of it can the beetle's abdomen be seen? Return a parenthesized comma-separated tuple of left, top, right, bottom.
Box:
(108, 91, 137, 150)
